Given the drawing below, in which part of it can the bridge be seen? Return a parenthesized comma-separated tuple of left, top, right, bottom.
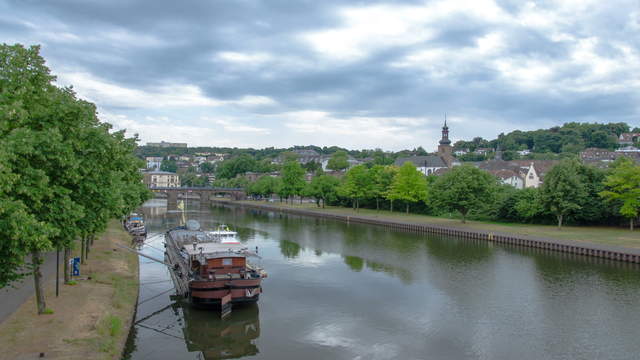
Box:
(150, 187, 246, 209)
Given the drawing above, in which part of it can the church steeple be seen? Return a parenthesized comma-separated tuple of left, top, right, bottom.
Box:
(439, 115, 451, 145)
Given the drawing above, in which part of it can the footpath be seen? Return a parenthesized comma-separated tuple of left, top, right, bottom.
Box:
(216, 199, 640, 264)
(0, 220, 139, 360)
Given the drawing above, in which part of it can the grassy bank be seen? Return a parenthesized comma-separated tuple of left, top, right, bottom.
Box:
(234, 200, 640, 249)
(0, 220, 139, 360)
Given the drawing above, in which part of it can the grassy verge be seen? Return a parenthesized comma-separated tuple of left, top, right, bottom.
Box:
(0, 220, 139, 360)
(236, 200, 640, 249)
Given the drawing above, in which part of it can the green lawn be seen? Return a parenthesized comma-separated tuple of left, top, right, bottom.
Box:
(237, 200, 640, 249)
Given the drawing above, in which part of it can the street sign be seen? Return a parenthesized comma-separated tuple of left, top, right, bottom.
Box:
(72, 257, 80, 276)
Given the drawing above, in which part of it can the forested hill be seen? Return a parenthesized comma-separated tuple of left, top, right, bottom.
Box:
(454, 122, 637, 154)
(135, 122, 638, 160)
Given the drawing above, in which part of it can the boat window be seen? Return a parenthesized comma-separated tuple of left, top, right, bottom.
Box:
(222, 258, 232, 266)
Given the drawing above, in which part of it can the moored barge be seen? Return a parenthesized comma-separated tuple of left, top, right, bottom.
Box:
(165, 220, 266, 309)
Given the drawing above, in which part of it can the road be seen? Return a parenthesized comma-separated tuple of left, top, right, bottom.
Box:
(0, 251, 60, 323)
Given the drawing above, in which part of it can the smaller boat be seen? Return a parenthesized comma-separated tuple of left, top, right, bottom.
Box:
(125, 213, 147, 236)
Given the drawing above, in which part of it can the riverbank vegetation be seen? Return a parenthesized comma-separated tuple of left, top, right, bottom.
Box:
(0, 220, 138, 359)
(0, 43, 150, 314)
(243, 157, 639, 232)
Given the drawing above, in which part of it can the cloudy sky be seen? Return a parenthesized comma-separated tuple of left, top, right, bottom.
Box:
(1, 0, 639, 151)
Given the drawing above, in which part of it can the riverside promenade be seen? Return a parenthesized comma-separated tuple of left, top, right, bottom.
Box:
(0, 220, 139, 360)
(213, 199, 640, 264)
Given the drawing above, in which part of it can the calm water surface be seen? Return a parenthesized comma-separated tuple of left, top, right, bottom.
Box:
(124, 199, 640, 360)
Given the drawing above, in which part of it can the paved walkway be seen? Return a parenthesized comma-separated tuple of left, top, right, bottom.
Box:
(0, 251, 59, 324)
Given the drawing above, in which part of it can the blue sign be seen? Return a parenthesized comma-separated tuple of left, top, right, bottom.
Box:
(72, 257, 80, 276)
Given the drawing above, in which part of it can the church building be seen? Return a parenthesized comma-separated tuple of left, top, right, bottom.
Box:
(394, 120, 455, 175)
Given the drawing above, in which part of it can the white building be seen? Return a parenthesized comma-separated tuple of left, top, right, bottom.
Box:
(145, 156, 163, 170)
(143, 171, 180, 188)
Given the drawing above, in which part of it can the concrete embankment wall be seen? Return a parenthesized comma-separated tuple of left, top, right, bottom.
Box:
(213, 200, 640, 265)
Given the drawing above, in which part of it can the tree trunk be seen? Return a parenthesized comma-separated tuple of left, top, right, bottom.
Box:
(85, 235, 90, 260)
(376, 198, 379, 211)
(64, 247, 71, 284)
(631, 218, 634, 231)
(406, 203, 409, 214)
(461, 212, 466, 223)
(300, 196, 302, 204)
(390, 200, 393, 212)
(32, 251, 46, 314)
(322, 199, 326, 208)
(557, 214, 563, 230)
(80, 237, 86, 264)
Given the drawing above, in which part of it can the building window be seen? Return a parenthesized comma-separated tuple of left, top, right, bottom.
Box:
(222, 258, 232, 266)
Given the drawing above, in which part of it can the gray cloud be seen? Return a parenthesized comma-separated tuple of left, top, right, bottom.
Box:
(1, 0, 638, 149)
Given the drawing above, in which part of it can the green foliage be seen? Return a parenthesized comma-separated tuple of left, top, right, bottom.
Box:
(247, 175, 281, 198)
(180, 172, 208, 187)
(495, 186, 547, 223)
(430, 165, 498, 222)
(369, 165, 397, 209)
(160, 159, 177, 172)
(386, 162, 428, 213)
(540, 159, 586, 228)
(338, 165, 373, 210)
(327, 150, 349, 171)
(302, 160, 322, 173)
(454, 122, 628, 157)
(214, 154, 278, 179)
(600, 157, 640, 230)
(0, 44, 150, 295)
(306, 174, 340, 207)
(199, 162, 215, 173)
(279, 160, 305, 201)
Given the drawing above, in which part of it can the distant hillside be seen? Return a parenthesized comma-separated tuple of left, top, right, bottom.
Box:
(135, 122, 638, 161)
(454, 122, 637, 157)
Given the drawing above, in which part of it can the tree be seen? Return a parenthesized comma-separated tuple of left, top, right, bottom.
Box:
(215, 154, 257, 179)
(540, 159, 586, 229)
(307, 174, 340, 208)
(338, 165, 372, 211)
(302, 160, 322, 173)
(199, 162, 215, 173)
(600, 157, 640, 230)
(0, 44, 150, 314)
(386, 162, 428, 213)
(327, 150, 349, 171)
(430, 165, 497, 223)
(160, 159, 177, 172)
(369, 165, 397, 210)
(248, 175, 281, 199)
(279, 160, 305, 203)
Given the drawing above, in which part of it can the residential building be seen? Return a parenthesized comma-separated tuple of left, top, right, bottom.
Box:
(474, 148, 493, 155)
(145, 156, 163, 170)
(618, 133, 640, 145)
(143, 171, 180, 188)
(580, 148, 617, 161)
(476, 160, 557, 188)
(580, 147, 640, 163)
(489, 169, 524, 189)
(146, 141, 188, 148)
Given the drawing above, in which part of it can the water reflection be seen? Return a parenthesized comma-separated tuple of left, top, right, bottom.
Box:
(179, 303, 260, 360)
(126, 200, 640, 360)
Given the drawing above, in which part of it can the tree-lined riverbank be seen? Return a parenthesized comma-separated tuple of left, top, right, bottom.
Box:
(0, 220, 138, 360)
(215, 199, 640, 254)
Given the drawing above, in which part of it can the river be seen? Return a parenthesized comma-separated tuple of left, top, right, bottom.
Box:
(123, 199, 640, 360)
